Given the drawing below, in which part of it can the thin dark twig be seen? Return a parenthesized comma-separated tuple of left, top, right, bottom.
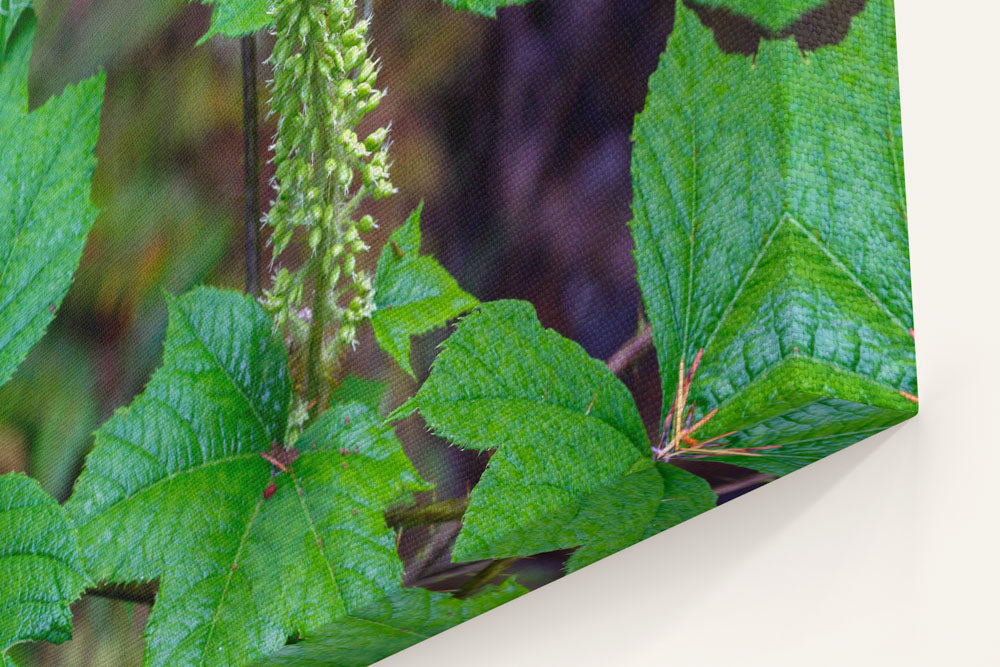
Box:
(606, 325, 654, 376)
(712, 472, 775, 496)
(240, 34, 262, 296)
(453, 557, 518, 599)
(410, 559, 497, 590)
(385, 497, 469, 529)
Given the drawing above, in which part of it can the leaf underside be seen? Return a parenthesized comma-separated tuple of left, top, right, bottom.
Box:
(689, 0, 829, 32)
(0, 5, 104, 388)
(373, 203, 478, 377)
(254, 581, 527, 666)
(0, 473, 89, 661)
(441, 0, 534, 18)
(66, 287, 425, 666)
(398, 300, 716, 563)
(631, 0, 916, 476)
(195, 0, 271, 44)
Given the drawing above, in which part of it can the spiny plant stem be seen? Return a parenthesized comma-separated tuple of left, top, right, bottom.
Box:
(240, 34, 262, 296)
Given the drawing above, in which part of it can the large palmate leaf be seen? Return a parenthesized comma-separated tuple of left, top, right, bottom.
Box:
(0, 3, 104, 388)
(689, 0, 827, 32)
(194, 0, 270, 44)
(66, 287, 426, 666)
(1, 473, 89, 663)
(373, 203, 478, 378)
(630, 0, 916, 476)
(256, 581, 527, 666)
(442, 0, 534, 17)
(396, 300, 714, 563)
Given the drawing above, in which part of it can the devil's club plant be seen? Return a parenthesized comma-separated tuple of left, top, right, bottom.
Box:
(0, 0, 917, 664)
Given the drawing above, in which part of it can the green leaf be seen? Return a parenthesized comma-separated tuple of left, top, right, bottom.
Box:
(0, 4, 104, 388)
(1, 473, 89, 661)
(565, 463, 716, 573)
(630, 0, 917, 476)
(395, 300, 654, 561)
(441, 0, 534, 18)
(373, 203, 479, 378)
(66, 287, 426, 666)
(689, 0, 828, 32)
(0, 1, 30, 53)
(254, 581, 527, 666)
(194, 0, 271, 45)
(330, 374, 388, 415)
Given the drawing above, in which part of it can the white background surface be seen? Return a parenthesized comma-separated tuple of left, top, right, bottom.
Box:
(380, 1, 1000, 665)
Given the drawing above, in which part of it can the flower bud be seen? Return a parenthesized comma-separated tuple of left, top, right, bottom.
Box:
(364, 128, 387, 151)
(344, 46, 363, 70)
(338, 324, 356, 343)
(337, 163, 352, 186)
(343, 27, 363, 47)
(358, 59, 375, 83)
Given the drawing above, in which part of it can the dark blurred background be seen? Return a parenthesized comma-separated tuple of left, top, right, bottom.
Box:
(3, 0, 681, 662)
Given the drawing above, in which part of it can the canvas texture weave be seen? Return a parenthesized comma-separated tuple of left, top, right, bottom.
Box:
(0, 0, 916, 664)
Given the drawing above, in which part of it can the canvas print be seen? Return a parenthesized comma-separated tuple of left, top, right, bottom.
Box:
(0, 0, 916, 664)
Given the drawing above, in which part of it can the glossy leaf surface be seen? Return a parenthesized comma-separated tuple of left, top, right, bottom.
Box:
(630, 0, 916, 475)
(0, 4, 104, 387)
